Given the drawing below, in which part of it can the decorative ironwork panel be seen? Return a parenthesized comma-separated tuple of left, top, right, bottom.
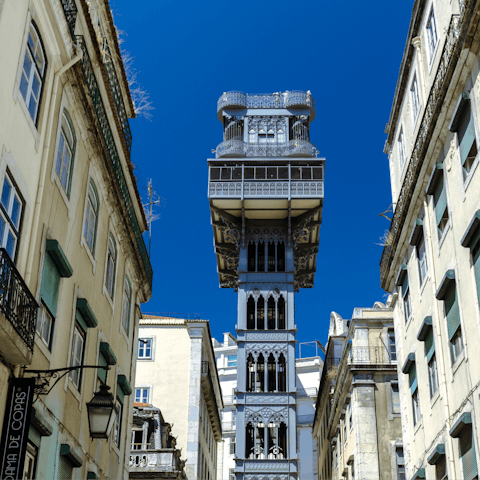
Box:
(75, 36, 153, 288)
(209, 182, 242, 197)
(245, 394, 289, 404)
(59, 0, 77, 40)
(349, 346, 393, 365)
(244, 182, 289, 197)
(244, 460, 290, 472)
(380, 10, 471, 288)
(217, 91, 247, 111)
(216, 139, 245, 157)
(104, 43, 132, 154)
(291, 182, 323, 197)
(0, 249, 38, 351)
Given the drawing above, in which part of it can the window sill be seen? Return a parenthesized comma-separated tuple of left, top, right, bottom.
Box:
(80, 235, 96, 274)
(452, 350, 465, 375)
(462, 155, 479, 196)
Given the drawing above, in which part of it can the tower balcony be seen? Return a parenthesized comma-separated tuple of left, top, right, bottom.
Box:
(215, 139, 318, 158)
(217, 91, 315, 120)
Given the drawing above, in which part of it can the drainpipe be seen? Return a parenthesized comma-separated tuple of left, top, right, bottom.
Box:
(25, 46, 83, 285)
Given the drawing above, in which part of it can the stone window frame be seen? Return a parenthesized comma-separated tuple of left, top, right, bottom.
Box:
(386, 379, 401, 421)
(389, 440, 405, 480)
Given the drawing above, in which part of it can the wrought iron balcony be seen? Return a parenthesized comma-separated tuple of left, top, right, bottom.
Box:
(60, 0, 77, 40)
(104, 43, 132, 154)
(75, 36, 153, 289)
(217, 91, 315, 119)
(0, 248, 38, 363)
(215, 139, 318, 158)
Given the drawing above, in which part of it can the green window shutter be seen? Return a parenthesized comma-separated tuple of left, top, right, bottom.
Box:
(460, 425, 478, 480)
(434, 178, 447, 226)
(458, 102, 477, 166)
(409, 365, 418, 394)
(57, 455, 73, 480)
(445, 286, 461, 340)
(98, 353, 107, 383)
(75, 310, 88, 333)
(28, 425, 41, 448)
(41, 253, 61, 316)
(425, 329, 435, 362)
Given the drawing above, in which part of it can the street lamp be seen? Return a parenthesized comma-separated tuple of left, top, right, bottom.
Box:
(23, 365, 115, 439)
(86, 383, 116, 439)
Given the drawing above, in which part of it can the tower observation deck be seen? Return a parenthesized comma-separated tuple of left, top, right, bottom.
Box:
(208, 91, 324, 480)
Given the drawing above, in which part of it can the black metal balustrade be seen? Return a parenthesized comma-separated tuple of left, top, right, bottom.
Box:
(103, 43, 133, 154)
(0, 249, 38, 351)
(75, 35, 153, 289)
(60, 0, 77, 40)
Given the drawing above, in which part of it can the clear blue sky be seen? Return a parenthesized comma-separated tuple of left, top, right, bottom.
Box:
(111, 0, 412, 349)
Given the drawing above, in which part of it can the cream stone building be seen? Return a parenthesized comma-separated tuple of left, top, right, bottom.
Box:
(313, 302, 402, 480)
(135, 316, 224, 480)
(213, 333, 323, 480)
(381, 0, 480, 478)
(0, 0, 152, 479)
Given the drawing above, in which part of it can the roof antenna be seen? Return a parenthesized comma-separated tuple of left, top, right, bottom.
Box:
(143, 179, 166, 257)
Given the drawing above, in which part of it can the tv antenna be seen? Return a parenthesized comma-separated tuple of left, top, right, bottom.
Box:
(143, 179, 166, 256)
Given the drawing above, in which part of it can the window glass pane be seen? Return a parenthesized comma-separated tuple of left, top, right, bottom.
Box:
(245, 168, 254, 179)
(255, 168, 265, 180)
(210, 168, 220, 180)
(291, 167, 300, 179)
(301, 168, 312, 180)
(232, 168, 242, 180)
(5, 229, 16, 259)
(278, 167, 288, 179)
(221, 168, 231, 180)
(267, 168, 277, 180)
(313, 167, 323, 179)
(1, 178, 11, 211)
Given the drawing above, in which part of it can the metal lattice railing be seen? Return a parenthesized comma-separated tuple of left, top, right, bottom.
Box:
(349, 346, 396, 365)
(60, 0, 77, 40)
(0, 249, 38, 351)
(380, 5, 474, 289)
(104, 43, 132, 154)
(75, 36, 153, 288)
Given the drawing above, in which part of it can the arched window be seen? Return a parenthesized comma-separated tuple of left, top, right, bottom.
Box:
(55, 111, 76, 196)
(247, 297, 255, 330)
(256, 354, 265, 392)
(267, 354, 276, 392)
(278, 354, 286, 392)
(83, 180, 99, 253)
(257, 297, 265, 330)
(277, 243, 285, 272)
(268, 242, 276, 272)
(105, 234, 117, 298)
(121, 276, 132, 334)
(246, 354, 255, 392)
(257, 241, 265, 271)
(267, 297, 276, 330)
(246, 423, 255, 458)
(278, 296, 286, 330)
(20, 22, 47, 123)
(248, 242, 256, 272)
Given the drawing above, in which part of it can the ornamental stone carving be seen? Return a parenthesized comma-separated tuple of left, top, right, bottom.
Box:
(246, 285, 286, 297)
(247, 227, 287, 245)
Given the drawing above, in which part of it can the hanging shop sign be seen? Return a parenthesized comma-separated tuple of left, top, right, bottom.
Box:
(0, 377, 35, 480)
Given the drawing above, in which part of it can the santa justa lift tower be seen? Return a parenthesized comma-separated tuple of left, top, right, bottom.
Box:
(208, 91, 324, 480)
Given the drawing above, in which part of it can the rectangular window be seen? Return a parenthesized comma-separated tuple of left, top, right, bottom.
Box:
(23, 441, 38, 480)
(457, 100, 478, 181)
(396, 447, 406, 480)
(0, 172, 24, 261)
(138, 338, 153, 359)
(401, 271, 412, 323)
(113, 399, 122, 447)
(398, 128, 406, 171)
(411, 74, 421, 123)
(459, 425, 478, 480)
(69, 323, 85, 389)
(134, 387, 150, 404)
(232, 410, 237, 427)
(230, 436, 236, 455)
(416, 234, 428, 285)
(348, 400, 353, 429)
(428, 354, 439, 398)
(229, 469, 235, 480)
(388, 330, 397, 362)
(426, 8, 438, 61)
(435, 456, 447, 480)
(227, 355, 237, 367)
(412, 388, 421, 427)
(392, 383, 401, 414)
(36, 252, 61, 348)
(433, 173, 449, 238)
(444, 284, 463, 363)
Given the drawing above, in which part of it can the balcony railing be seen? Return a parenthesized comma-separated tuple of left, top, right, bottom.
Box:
(349, 346, 396, 366)
(104, 43, 132, 154)
(380, 8, 473, 288)
(60, 0, 77, 40)
(209, 181, 323, 199)
(217, 91, 315, 115)
(215, 139, 318, 158)
(129, 450, 182, 471)
(75, 36, 153, 289)
(0, 249, 38, 351)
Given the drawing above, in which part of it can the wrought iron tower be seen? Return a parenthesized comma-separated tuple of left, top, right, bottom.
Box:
(208, 91, 324, 480)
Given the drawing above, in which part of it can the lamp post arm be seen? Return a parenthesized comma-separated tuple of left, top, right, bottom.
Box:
(23, 365, 110, 397)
